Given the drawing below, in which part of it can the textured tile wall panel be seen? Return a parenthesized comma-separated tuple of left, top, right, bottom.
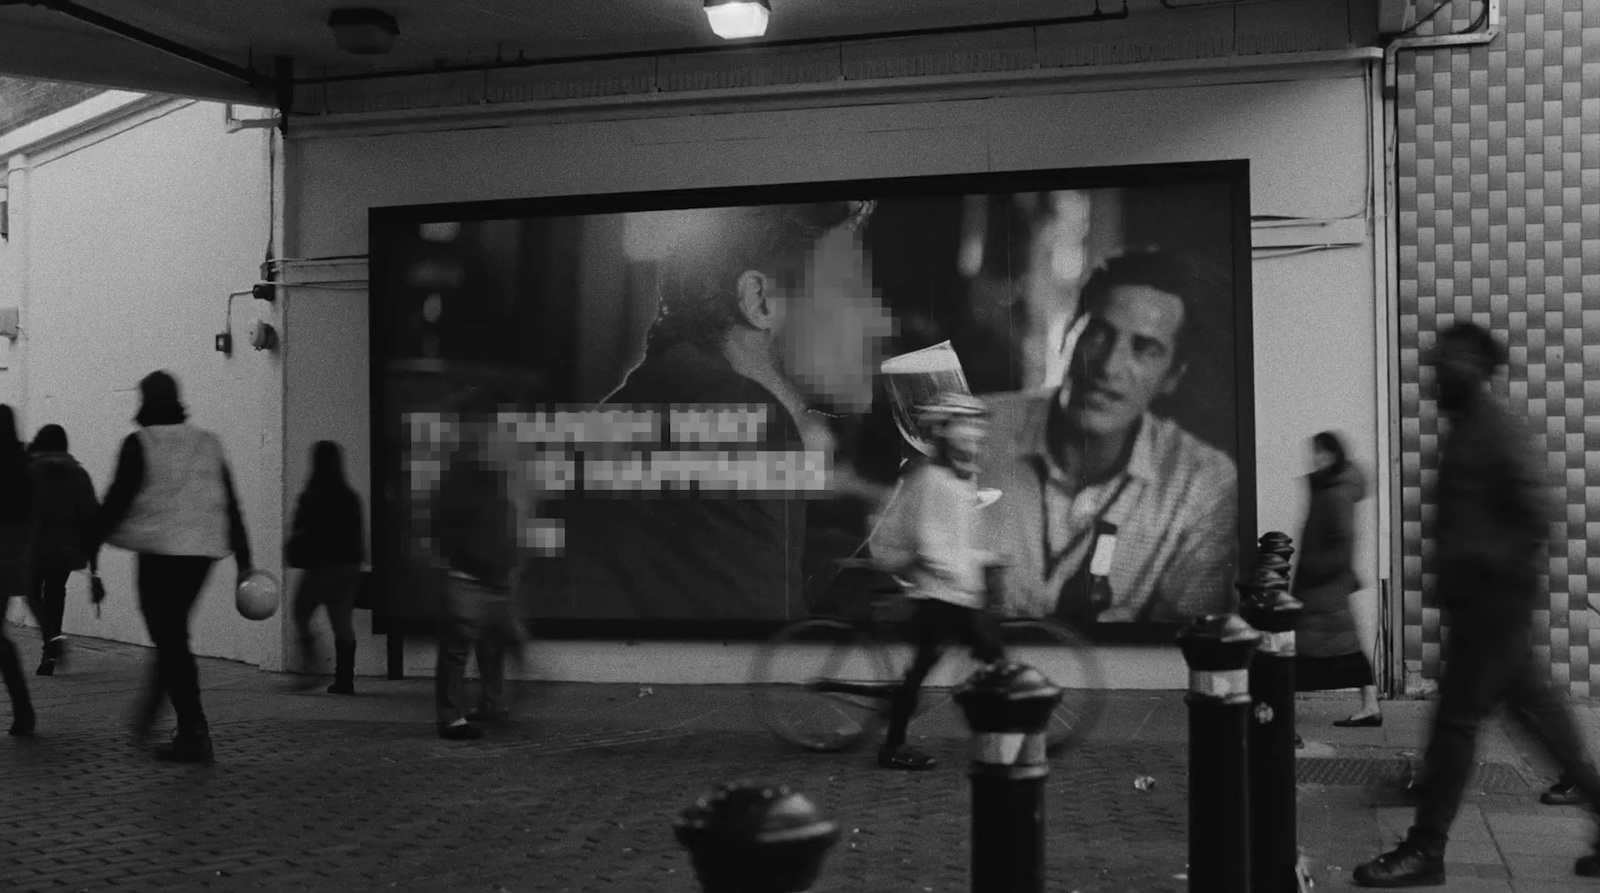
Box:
(1398, 0, 1600, 694)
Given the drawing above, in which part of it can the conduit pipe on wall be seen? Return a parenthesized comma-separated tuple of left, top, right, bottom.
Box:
(224, 103, 277, 133)
(1377, 0, 1501, 694)
(3, 154, 30, 421)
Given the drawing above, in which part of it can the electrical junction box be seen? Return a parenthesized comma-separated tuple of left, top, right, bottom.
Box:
(215, 331, 233, 355)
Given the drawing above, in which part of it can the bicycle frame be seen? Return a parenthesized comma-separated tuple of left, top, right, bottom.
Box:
(807, 678, 899, 701)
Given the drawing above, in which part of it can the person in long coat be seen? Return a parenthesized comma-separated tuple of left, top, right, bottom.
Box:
(286, 440, 365, 695)
(1293, 431, 1381, 726)
(25, 424, 102, 676)
(0, 405, 35, 736)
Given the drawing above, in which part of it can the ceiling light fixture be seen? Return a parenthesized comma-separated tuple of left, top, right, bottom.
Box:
(328, 7, 400, 55)
(704, 0, 771, 40)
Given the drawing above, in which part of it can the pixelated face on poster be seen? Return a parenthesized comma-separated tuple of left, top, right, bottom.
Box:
(371, 165, 1253, 635)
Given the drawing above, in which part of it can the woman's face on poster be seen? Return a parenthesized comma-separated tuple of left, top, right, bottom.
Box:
(779, 226, 893, 413)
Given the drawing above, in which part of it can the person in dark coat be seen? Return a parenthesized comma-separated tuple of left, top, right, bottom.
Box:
(286, 440, 365, 695)
(1293, 430, 1381, 726)
(25, 424, 102, 676)
(0, 405, 36, 736)
(430, 386, 526, 741)
(1354, 322, 1600, 886)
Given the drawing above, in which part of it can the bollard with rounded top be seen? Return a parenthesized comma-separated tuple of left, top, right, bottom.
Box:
(1177, 613, 1262, 893)
(1239, 566, 1304, 893)
(1258, 531, 1295, 566)
(674, 780, 840, 893)
(954, 660, 1064, 893)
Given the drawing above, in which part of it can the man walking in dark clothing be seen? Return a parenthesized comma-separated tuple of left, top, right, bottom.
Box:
(430, 388, 526, 741)
(1354, 322, 1600, 886)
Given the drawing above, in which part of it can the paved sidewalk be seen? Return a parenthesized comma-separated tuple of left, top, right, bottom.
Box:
(3, 635, 1600, 891)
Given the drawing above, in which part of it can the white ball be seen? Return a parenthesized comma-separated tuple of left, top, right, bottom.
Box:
(236, 570, 281, 621)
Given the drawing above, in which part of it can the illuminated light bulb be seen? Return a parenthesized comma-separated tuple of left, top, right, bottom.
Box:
(704, 0, 771, 39)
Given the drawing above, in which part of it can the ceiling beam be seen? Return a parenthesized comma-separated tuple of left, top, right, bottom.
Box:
(0, 0, 274, 95)
(0, 31, 265, 104)
(1377, 0, 1415, 35)
(296, 3, 1133, 86)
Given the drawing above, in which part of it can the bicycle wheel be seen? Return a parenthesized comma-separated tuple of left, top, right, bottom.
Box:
(751, 618, 895, 753)
(996, 618, 1108, 755)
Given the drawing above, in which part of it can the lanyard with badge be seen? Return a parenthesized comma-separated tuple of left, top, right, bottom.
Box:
(1043, 472, 1133, 619)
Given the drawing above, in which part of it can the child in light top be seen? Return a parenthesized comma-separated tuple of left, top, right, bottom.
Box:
(872, 392, 1006, 771)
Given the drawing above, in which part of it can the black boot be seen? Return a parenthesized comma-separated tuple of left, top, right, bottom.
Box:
(1, 635, 34, 736)
(154, 724, 215, 764)
(36, 636, 64, 676)
(1352, 840, 1445, 887)
(327, 641, 356, 695)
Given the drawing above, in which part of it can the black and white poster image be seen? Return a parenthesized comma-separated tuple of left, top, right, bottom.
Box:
(373, 163, 1253, 640)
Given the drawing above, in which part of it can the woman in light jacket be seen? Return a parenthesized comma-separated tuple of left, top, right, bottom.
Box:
(0, 405, 36, 736)
(1293, 431, 1381, 727)
(26, 424, 101, 676)
(97, 371, 253, 764)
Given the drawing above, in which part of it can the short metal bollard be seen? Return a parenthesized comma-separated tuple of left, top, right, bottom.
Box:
(1258, 532, 1295, 570)
(1239, 568, 1304, 893)
(1255, 552, 1293, 587)
(674, 780, 840, 893)
(953, 660, 1064, 893)
(1177, 613, 1262, 893)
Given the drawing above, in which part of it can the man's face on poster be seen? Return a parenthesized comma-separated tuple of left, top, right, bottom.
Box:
(1064, 284, 1187, 437)
(776, 225, 892, 414)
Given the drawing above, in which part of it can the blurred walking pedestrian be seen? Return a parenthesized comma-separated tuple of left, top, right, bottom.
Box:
(871, 393, 1006, 771)
(0, 405, 36, 736)
(285, 440, 364, 695)
(97, 371, 254, 764)
(1293, 431, 1381, 727)
(26, 424, 102, 676)
(1354, 322, 1600, 886)
(430, 387, 526, 741)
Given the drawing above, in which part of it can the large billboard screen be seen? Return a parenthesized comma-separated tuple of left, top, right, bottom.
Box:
(370, 162, 1254, 641)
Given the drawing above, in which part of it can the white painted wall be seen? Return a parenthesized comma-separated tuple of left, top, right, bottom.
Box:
(2, 99, 279, 667)
(287, 68, 1381, 687)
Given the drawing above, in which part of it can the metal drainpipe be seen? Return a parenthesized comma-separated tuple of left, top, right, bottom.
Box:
(1378, 0, 1502, 696)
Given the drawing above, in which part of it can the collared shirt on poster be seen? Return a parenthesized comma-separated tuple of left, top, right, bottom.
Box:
(975, 390, 1239, 623)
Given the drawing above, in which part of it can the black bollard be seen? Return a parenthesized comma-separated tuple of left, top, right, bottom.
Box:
(1239, 568, 1304, 893)
(1258, 532, 1295, 570)
(1177, 614, 1262, 893)
(1255, 552, 1292, 583)
(953, 660, 1064, 893)
(674, 780, 840, 893)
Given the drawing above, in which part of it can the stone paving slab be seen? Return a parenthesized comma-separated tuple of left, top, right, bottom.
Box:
(4, 635, 1600, 892)
(3, 726, 1194, 892)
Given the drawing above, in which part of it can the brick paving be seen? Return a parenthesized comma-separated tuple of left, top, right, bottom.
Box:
(4, 636, 1600, 892)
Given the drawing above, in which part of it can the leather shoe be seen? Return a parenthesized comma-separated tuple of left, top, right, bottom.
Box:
(1352, 842, 1445, 887)
(8, 708, 35, 737)
(154, 730, 215, 765)
(1334, 713, 1383, 728)
(1542, 780, 1586, 806)
(437, 721, 484, 741)
(878, 744, 936, 770)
